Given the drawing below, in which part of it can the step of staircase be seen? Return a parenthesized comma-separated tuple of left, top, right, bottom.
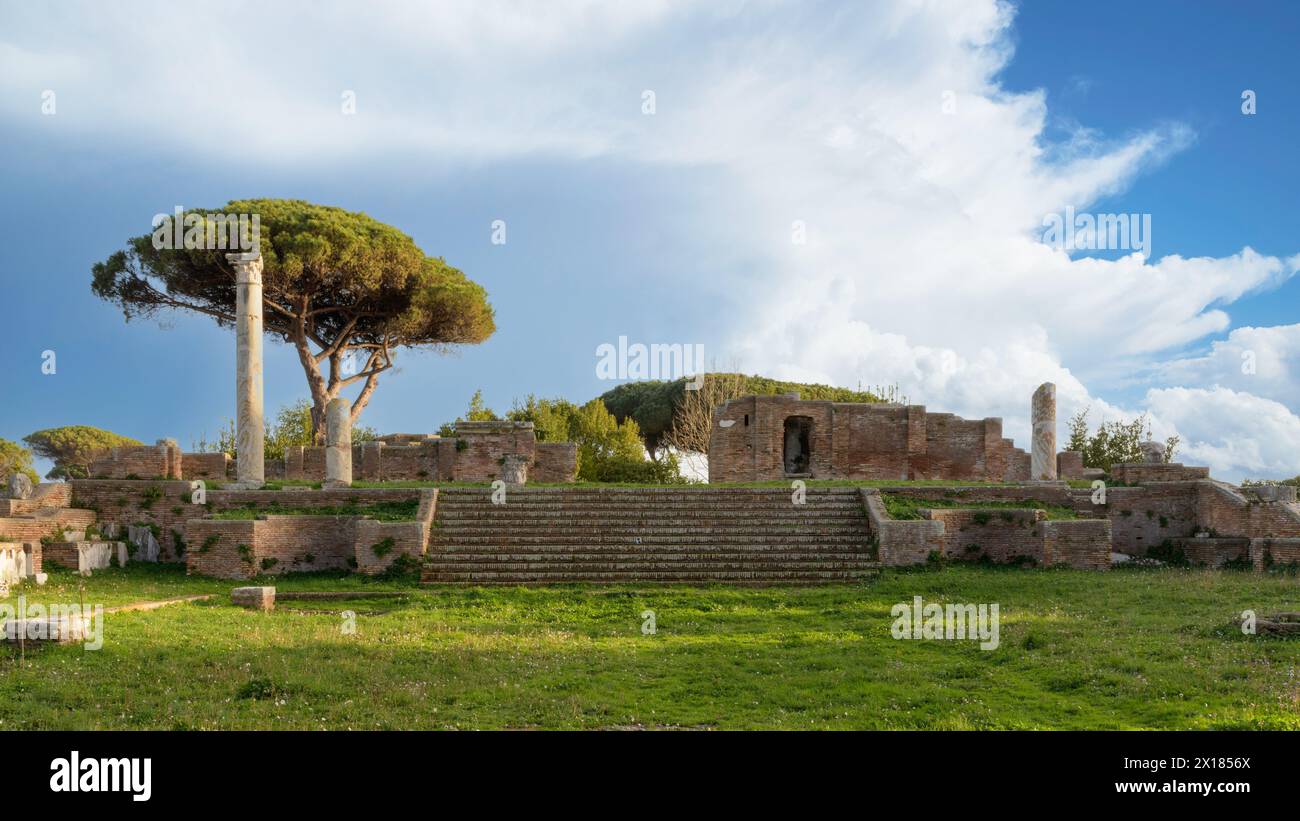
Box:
(423, 487, 876, 585)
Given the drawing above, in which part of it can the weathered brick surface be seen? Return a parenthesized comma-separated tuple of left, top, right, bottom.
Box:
(0, 483, 72, 516)
(87, 442, 182, 479)
(533, 443, 579, 483)
(265, 423, 576, 484)
(209, 487, 421, 508)
(355, 489, 436, 574)
(1252, 538, 1300, 570)
(1080, 483, 1200, 555)
(1057, 451, 1085, 479)
(185, 516, 358, 579)
(860, 489, 943, 566)
(184, 519, 256, 578)
(1041, 520, 1111, 569)
(1178, 537, 1250, 567)
(181, 452, 229, 479)
(710, 395, 1034, 483)
(923, 508, 1045, 563)
(1110, 463, 1211, 484)
(355, 521, 426, 574)
(71, 480, 197, 561)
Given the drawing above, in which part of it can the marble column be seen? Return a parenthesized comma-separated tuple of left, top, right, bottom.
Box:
(1031, 382, 1057, 481)
(228, 252, 265, 489)
(324, 397, 353, 488)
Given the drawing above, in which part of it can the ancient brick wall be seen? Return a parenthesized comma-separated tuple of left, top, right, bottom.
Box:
(860, 489, 943, 566)
(185, 516, 357, 579)
(209, 487, 421, 509)
(185, 519, 257, 578)
(1056, 451, 1085, 479)
(1252, 538, 1300, 570)
(265, 425, 571, 484)
(889, 485, 1076, 506)
(1041, 520, 1111, 569)
(0, 483, 72, 516)
(710, 395, 1037, 483)
(1082, 483, 1200, 555)
(1178, 537, 1250, 567)
(1110, 463, 1211, 484)
(181, 452, 230, 479)
(254, 516, 356, 573)
(354, 520, 425, 574)
(532, 443, 578, 482)
(70, 480, 197, 561)
(923, 508, 1045, 563)
(87, 442, 182, 480)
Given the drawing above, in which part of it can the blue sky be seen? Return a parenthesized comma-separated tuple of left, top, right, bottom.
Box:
(1, 0, 1297, 482)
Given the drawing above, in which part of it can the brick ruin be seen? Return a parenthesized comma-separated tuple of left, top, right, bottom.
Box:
(708, 390, 1088, 483)
(86, 421, 578, 485)
(2, 376, 1297, 582)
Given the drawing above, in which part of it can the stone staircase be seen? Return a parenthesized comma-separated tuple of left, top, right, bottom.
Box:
(422, 487, 879, 585)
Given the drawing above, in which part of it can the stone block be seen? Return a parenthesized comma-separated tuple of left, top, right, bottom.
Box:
(231, 586, 276, 611)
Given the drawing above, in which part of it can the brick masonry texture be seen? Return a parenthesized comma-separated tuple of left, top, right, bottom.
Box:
(87, 441, 182, 480)
(273, 422, 577, 484)
(924, 508, 1046, 563)
(708, 395, 1074, 483)
(859, 488, 1111, 569)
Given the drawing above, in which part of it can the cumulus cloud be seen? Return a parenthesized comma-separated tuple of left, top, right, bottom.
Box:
(1, 0, 1296, 481)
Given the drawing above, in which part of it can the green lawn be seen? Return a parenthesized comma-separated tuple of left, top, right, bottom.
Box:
(2, 563, 1297, 730)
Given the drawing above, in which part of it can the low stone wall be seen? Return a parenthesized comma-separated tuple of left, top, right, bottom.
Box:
(354, 489, 436, 575)
(185, 516, 358, 579)
(1110, 463, 1211, 484)
(271, 430, 577, 484)
(0, 483, 72, 516)
(71, 480, 197, 562)
(923, 508, 1045, 563)
(1252, 538, 1300, 571)
(181, 452, 230, 479)
(533, 443, 579, 483)
(861, 488, 1110, 569)
(185, 519, 256, 578)
(209, 487, 422, 508)
(1177, 536, 1250, 567)
(1042, 520, 1111, 570)
(886, 484, 1076, 507)
(860, 489, 943, 566)
(1079, 482, 1200, 555)
(42, 541, 127, 573)
(87, 441, 182, 480)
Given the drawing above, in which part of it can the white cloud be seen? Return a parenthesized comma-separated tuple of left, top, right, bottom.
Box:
(2, 0, 1296, 481)
(1145, 387, 1300, 481)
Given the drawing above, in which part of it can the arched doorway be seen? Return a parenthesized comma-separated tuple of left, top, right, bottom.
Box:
(783, 416, 813, 475)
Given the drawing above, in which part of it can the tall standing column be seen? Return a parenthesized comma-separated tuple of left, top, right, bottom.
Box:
(228, 252, 265, 489)
(324, 397, 353, 488)
(1031, 382, 1057, 481)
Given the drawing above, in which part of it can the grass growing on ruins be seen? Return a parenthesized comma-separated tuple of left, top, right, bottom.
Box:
(881, 495, 1079, 521)
(3, 562, 1298, 730)
(209, 500, 421, 522)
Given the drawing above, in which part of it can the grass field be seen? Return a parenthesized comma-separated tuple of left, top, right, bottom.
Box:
(2, 563, 1298, 730)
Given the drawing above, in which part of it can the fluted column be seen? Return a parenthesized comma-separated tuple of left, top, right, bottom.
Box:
(228, 252, 265, 488)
